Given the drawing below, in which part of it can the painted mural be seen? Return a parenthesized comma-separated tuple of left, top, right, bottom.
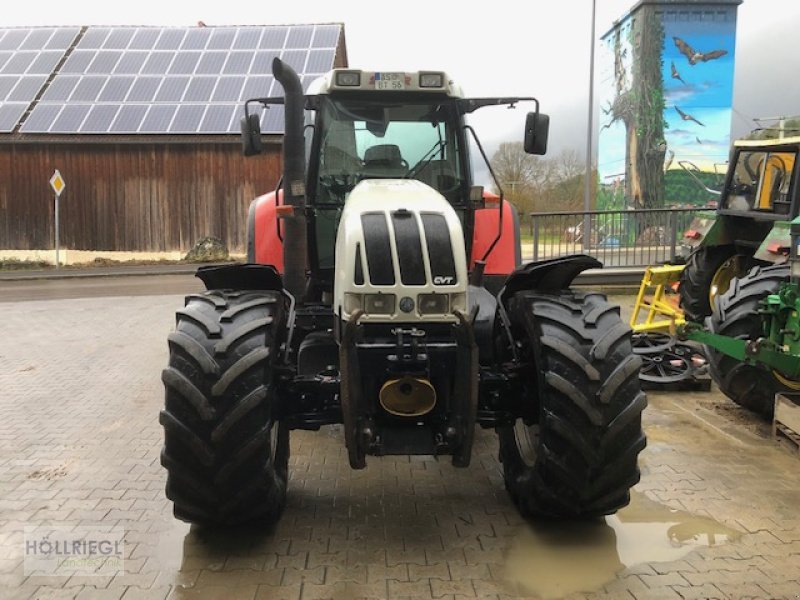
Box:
(598, 2, 739, 209)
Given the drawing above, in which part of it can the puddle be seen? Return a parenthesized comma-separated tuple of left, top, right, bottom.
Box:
(505, 490, 741, 599)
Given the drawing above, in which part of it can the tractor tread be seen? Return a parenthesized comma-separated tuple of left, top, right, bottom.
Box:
(499, 291, 646, 519)
(706, 264, 791, 418)
(161, 290, 289, 527)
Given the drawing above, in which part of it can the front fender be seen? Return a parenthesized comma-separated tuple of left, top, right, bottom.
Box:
(683, 213, 726, 249)
(195, 263, 283, 292)
(499, 254, 602, 305)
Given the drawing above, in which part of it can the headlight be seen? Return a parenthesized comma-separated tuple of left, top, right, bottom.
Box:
(364, 293, 396, 315)
(450, 293, 467, 313)
(418, 293, 449, 315)
(344, 293, 362, 314)
(419, 72, 444, 88)
(335, 71, 361, 87)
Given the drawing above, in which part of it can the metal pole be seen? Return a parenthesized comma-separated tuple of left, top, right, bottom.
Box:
(54, 194, 60, 269)
(583, 0, 597, 253)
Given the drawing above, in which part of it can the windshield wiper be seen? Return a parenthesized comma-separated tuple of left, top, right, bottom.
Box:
(406, 140, 447, 179)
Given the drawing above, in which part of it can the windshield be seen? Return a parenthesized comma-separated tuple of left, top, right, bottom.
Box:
(726, 148, 796, 213)
(315, 97, 464, 204)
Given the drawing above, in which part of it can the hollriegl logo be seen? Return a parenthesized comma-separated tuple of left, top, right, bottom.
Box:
(24, 526, 124, 576)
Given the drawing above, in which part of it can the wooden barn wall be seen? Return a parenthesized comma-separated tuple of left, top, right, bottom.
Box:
(0, 142, 281, 253)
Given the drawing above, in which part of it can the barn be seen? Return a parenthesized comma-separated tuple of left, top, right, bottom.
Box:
(0, 23, 348, 262)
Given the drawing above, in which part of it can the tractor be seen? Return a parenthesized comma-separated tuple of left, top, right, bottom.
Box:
(678, 136, 800, 413)
(680, 216, 800, 418)
(159, 59, 646, 527)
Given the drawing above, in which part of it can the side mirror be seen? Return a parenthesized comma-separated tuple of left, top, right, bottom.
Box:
(524, 112, 549, 155)
(240, 113, 263, 156)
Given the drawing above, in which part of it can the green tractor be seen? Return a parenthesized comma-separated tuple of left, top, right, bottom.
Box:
(678, 136, 800, 414)
(681, 216, 800, 417)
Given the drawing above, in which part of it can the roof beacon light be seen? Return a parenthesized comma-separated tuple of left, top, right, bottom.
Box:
(419, 72, 444, 88)
(335, 71, 361, 87)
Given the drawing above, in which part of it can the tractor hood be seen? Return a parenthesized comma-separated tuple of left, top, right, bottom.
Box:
(334, 179, 468, 323)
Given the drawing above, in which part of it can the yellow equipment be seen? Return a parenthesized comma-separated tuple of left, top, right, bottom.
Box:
(630, 264, 686, 333)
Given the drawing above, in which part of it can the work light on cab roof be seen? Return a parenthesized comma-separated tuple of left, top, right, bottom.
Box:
(318, 69, 456, 95)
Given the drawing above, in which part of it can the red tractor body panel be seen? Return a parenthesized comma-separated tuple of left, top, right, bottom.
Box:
(471, 196, 521, 275)
(251, 191, 284, 272)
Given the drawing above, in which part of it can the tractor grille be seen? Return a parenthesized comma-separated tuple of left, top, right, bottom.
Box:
(359, 211, 457, 287)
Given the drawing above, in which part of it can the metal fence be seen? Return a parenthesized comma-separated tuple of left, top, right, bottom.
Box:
(526, 208, 710, 267)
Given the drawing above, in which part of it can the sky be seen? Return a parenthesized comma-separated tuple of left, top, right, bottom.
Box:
(4, 0, 800, 163)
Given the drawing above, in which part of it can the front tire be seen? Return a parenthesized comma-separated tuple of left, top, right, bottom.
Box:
(499, 291, 647, 519)
(706, 264, 792, 418)
(160, 290, 289, 527)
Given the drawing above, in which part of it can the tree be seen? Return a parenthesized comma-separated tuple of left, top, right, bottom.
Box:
(489, 142, 543, 219)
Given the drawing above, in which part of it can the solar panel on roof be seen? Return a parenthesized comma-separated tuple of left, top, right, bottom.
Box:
(104, 29, 135, 50)
(98, 76, 133, 101)
(260, 28, 287, 49)
(156, 77, 189, 102)
(18, 24, 340, 134)
(156, 29, 185, 50)
(29, 51, 63, 75)
(62, 50, 94, 73)
(42, 76, 79, 101)
(80, 104, 119, 132)
(0, 27, 79, 131)
(142, 52, 175, 75)
(196, 52, 226, 75)
(212, 77, 244, 102)
(51, 104, 90, 132)
(87, 51, 122, 74)
(128, 77, 161, 102)
(130, 29, 159, 50)
(0, 103, 26, 131)
(208, 29, 236, 50)
(182, 29, 210, 51)
(169, 52, 200, 75)
(110, 104, 147, 132)
(286, 26, 313, 49)
(9, 77, 48, 101)
(233, 29, 261, 50)
(114, 53, 147, 74)
(0, 78, 15, 99)
(71, 77, 106, 102)
(172, 104, 205, 132)
(199, 104, 234, 133)
(140, 104, 176, 131)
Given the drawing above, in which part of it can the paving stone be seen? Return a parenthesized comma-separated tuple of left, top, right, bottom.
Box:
(3, 293, 800, 600)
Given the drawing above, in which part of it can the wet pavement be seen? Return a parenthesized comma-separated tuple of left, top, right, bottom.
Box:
(1, 283, 800, 599)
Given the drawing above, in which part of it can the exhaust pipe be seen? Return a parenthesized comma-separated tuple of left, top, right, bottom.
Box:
(272, 57, 308, 301)
(379, 376, 437, 417)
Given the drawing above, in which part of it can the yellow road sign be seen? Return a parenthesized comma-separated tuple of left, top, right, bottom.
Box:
(49, 170, 65, 197)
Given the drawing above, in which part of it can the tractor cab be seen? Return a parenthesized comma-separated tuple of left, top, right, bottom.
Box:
(241, 67, 550, 298)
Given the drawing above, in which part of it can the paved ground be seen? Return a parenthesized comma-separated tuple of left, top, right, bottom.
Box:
(1, 281, 800, 599)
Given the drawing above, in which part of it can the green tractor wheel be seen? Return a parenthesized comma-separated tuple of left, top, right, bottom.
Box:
(679, 245, 752, 323)
(706, 264, 795, 418)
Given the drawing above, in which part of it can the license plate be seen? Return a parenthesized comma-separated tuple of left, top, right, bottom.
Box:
(374, 72, 405, 90)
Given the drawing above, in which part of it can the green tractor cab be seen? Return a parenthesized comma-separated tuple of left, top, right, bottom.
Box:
(679, 136, 800, 322)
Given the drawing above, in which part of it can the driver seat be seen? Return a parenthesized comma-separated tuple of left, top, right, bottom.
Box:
(362, 144, 407, 178)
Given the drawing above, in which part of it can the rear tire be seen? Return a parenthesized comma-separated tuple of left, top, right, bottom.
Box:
(706, 264, 792, 418)
(679, 245, 750, 322)
(160, 290, 288, 527)
(499, 291, 647, 519)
